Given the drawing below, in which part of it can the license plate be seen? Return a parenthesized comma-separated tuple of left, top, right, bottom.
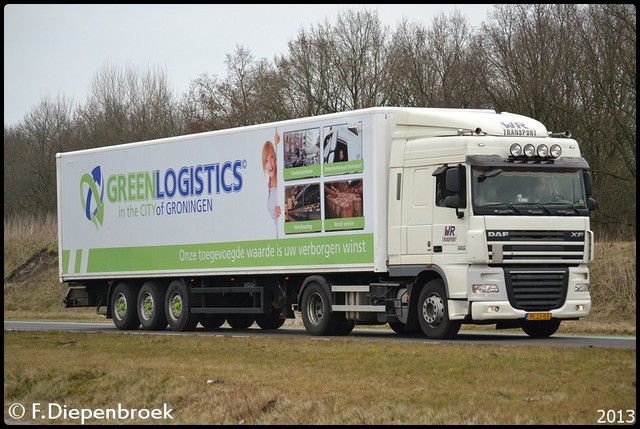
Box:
(526, 312, 552, 321)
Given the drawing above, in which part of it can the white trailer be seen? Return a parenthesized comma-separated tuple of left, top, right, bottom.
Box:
(57, 107, 597, 338)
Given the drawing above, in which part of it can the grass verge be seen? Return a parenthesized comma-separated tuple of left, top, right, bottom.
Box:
(3, 330, 636, 425)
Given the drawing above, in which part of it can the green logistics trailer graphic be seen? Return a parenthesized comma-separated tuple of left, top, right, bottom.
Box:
(62, 116, 376, 276)
(57, 107, 596, 340)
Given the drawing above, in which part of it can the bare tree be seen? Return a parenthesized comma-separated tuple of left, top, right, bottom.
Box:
(278, 8, 391, 115)
(478, 4, 584, 122)
(386, 9, 480, 108)
(3, 4, 635, 234)
(76, 62, 182, 148)
(573, 4, 636, 231)
(182, 46, 291, 130)
(180, 72, 227, 133)
(4, 96, 76, 215)
(477, 4, 635, 232)
(328, 8, 392, 110)
(278, 20, 344, 116)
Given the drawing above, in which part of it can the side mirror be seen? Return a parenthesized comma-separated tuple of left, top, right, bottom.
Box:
(583, 170, 593, 195)
(444, 195, 461, 209)
(587, 197, 597, 211)
(445, 168, 460, 193)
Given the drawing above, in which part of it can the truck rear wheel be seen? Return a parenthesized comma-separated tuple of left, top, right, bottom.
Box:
(165, 280, 199, 332)
(522, 319, 561, 338)
(301, 282, 340, 336)
(255, 313, 285, 330)
(111, 282, 140, 330)
(417, 279, 461, 339)
(200, 314, 226, 330)
(226, 314, 255, 329)
(137, 281, 167, 331)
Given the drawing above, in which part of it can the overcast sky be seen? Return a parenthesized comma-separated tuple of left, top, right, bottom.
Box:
(4, 4, 494, 126)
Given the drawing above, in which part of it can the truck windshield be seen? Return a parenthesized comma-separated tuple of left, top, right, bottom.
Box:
(472, 168, 588, 216)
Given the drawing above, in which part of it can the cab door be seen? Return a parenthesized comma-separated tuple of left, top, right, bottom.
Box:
(402, 167, 434, 262)
(431, 166, 468, 258)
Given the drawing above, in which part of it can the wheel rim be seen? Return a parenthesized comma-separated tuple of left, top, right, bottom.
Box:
(422, 293, 445, 325)
(114, 293, 127, 321)
(169, 293, 183, 320)
(140, 292, 154, 322)
(306, 293, 324, 325)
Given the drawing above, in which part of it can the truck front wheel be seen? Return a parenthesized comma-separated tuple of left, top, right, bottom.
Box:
(137, 281, 167, 331)
(111, 282, 140, 330)
(165, 280, 199, 332)
(417, 279, 461, 339)
(335, 318, 355, 336)
(301, 282, 340, 336)
(522, 319, 561, 338)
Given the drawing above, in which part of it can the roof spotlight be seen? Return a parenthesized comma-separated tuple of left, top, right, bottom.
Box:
(550, 144, 562, 158)
(537, 144, 548, 157)
(524, 144, 536, 157)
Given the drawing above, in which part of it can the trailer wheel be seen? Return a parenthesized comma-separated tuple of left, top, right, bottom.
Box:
(200, 314, 226, 330)
(165, 280, 199, 332)
(255, 313, 285, 330)
(417, 279, 461, 339)
(137, 281, 167, 331)
(111, 282, 140, 330)
(301, 282, 340, 336)
(226, 314, 255, 329)
(522, 319, 561, 338)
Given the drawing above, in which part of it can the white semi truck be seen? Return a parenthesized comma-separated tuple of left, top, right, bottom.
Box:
(57, 107, 597, 339)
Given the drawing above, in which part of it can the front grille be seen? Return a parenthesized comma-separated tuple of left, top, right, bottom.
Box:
(487, 230, 586, 264)
(505, 268, 568, 311)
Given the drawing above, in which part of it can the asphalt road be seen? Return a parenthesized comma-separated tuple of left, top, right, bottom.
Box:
(4, 320, 636, 350)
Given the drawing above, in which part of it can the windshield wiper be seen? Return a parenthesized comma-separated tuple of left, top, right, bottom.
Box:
(480, 203, 523, 214)
(555, 202, 581, 215)
(516, 202, 552, 215)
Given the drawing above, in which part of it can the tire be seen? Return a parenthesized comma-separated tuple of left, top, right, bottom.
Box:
(389, 321, 421, 335)
(389, 321, 407, 334)
(335, 318, 355, 336)
(111, 282, 140, 330)
(165, 280, 199, 332)
(226, 314, 255, 329)
(255, 312, 286, 330)
(301, 282, 340, 336)
(200, 314, 226, 330)
(137, 281, 167, 331)
(522, 319, 561, 338)
(417, 279, 461, 339)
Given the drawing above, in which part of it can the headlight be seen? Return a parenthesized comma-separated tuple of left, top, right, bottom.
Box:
(574, 283, 589, 293)
(472, 284, 499, 294)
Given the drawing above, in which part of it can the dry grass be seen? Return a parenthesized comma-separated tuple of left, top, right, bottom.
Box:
(3, 330, 636, 425)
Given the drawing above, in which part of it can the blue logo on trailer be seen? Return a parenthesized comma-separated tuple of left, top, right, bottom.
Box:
(80, 166, 105, 228)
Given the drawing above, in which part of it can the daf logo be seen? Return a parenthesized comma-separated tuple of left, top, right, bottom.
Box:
(488, 231, 509, 237)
